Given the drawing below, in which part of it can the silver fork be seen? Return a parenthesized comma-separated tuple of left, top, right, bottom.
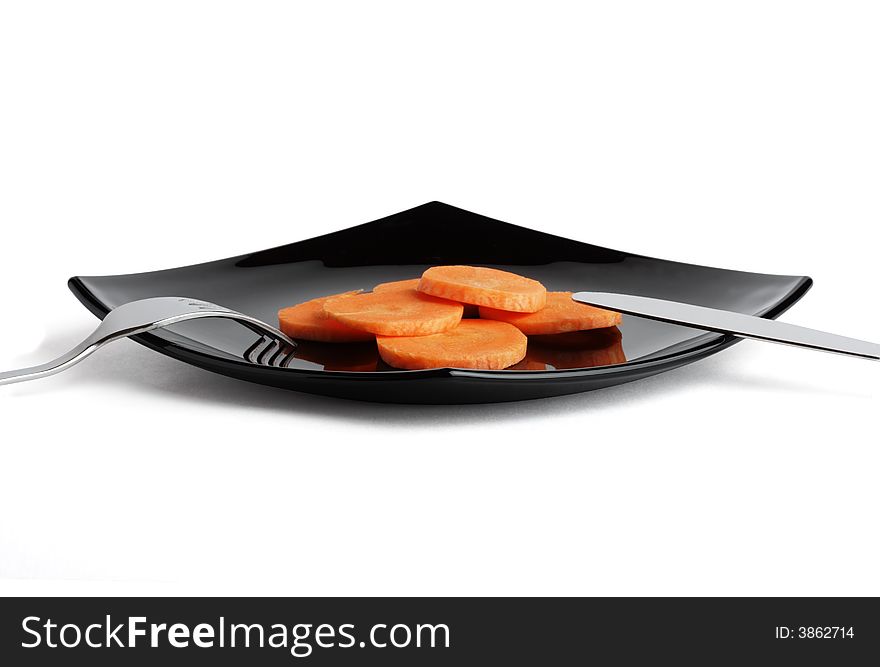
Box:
(0, 296, 297, 386)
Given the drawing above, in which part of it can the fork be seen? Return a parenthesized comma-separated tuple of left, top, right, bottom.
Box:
(0, 296, 297, 386)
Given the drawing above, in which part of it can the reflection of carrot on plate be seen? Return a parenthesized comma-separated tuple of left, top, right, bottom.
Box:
(278, 291, 374, 343)
(294, 341, 380, 371)
(480, 292, 621, 334)
(323, 289, 463, 336)
(525, 327, 626, 369)
(507, 358, 549, 370)
(418, 266, 546, 313)
(529, 328, 622, 349)
(377, 320, 527, 370)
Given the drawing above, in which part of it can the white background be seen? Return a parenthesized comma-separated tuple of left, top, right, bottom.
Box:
(0, 1, 877, 596)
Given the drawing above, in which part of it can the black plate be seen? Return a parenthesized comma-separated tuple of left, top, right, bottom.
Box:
(69, 202, 811, 404)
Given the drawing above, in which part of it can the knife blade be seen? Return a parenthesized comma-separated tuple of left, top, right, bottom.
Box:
(571, 291, 879, 361)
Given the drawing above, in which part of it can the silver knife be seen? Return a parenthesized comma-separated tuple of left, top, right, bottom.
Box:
(571, 292, 879, 361)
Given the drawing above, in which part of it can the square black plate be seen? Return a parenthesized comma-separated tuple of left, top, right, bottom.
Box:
(69, 202, 811, 403)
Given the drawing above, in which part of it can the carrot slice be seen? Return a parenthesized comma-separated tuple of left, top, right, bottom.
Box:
(278, 291, 374, 343)
(526, 328, 626, 369)
(373, 278, 420, 292)
(479, 291, 621, 335)
(375, 277, 479, 318)
(418, 266, 546, 313)
(323, 289, 463, 336)
(377, 320, 527, 370)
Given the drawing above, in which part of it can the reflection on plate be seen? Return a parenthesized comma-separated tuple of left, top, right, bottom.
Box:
(293, 341, 382, 372)
(511, 327, 626, 370)
(292, 327, 625, 372)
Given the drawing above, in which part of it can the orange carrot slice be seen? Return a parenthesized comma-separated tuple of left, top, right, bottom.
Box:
(375, 277, 479, 318)
(377, 320, 527, 370)
(373, 278, 420, 292)
(418, 266, 546, 313)
(479, 291, 621, 334)
(323, 289, 463, 336)
(278, 291, 374, 343)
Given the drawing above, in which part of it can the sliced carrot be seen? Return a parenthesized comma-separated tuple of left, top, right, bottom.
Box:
(479, 291, 621, 335)
(377, 320, 527, 370)
(418, 266, 546, 313)
(373, 278, 420, 292)
(526, 328, 626, 369)
(323, 289, 463, 336)
(278, 291, 374, 343)
(375, 277, 480, 318)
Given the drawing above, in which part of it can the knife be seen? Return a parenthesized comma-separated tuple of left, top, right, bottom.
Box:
(571, 292, 879, 361)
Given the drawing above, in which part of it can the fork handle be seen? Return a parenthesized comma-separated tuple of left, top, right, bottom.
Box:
(1, 303, 296, 387)
(0, 337, 103, 386)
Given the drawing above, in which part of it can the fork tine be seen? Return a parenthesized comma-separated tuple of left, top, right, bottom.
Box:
(243, 337, 263, 364)
(276, 344, 296, 368)
(245, 336, 298, 367)
(265, 341, 287, 367)
(256, 338, 282, 366)
(244, 336, 272, 365)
